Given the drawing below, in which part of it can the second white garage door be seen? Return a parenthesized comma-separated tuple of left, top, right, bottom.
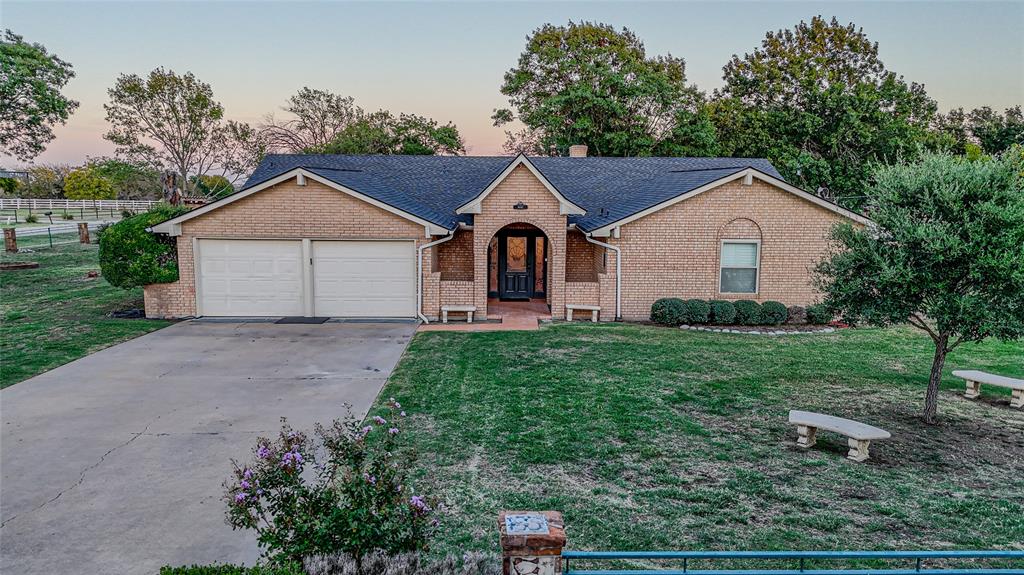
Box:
(312, 241, 415, 317)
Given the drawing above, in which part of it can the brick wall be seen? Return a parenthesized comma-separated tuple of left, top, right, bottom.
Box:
(565, 230, 601, 282)
(437, 229, 474, 281)
(608, 178, 846, 320)
(143, 179, 432, 318)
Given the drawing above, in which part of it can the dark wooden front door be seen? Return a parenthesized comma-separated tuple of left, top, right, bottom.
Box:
(497, 232, 546, 300)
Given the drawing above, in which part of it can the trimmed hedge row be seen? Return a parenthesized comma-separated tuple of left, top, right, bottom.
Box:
(650, 298, 832, 327)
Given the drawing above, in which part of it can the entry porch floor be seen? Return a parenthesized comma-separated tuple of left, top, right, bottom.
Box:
(418, 299, 551, 332)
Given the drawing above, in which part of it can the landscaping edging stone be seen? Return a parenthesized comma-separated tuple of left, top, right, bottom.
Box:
(680, 324, 837, 335)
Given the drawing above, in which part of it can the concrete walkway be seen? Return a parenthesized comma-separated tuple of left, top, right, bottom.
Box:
(0, 320, 415, 575)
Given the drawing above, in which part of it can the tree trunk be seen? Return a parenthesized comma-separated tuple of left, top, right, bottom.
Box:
(923, 333, 949, 424)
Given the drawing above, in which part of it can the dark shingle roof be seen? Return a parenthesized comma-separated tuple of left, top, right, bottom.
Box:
(242, 154, 785, 232)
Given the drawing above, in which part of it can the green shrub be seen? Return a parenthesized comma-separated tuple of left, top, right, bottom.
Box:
(61, 211, 74, 220)
(709, 300, 736, 325)
(806, 303, 832, 325)
(160, 564, 302, 575)
(760, 301, 787, 325)
(0, 177, 18, 195)
(650, 297, 686, 326)
(681, 299, 711, 324)
(24, 213, 38, 223)
(121, 209, 134, 219)
(733, 300, 762, 325)
(786, 305, 807, 324)
(98, 204, 189, 289)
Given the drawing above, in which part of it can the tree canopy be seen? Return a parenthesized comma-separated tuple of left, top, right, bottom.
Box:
(103, 68, 263, 198)
(261, 88, 465, 156)
(814, 150, 1024, 423)
(0, 30, 79, 161)
(64, 165, 116, 200)
(493, 21, 717, 157)
(934, 106, 1024, 156)
(712, 16, 938, 208)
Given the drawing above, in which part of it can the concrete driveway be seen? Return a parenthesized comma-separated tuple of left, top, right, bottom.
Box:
(0, 320, 416, 575)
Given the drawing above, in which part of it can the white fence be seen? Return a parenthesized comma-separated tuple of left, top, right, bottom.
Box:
(0, 198, 160, 211)
(14, 220, 114, 237)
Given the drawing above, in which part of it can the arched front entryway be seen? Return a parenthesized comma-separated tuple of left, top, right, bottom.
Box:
(488, 223, 549, 301)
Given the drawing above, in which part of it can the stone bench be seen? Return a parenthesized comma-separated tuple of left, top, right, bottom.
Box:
(788, 410, 891, 462)
(441, 305, 476, 324)
(953, 370, 1024, 408)
(565, 304, 600, 323)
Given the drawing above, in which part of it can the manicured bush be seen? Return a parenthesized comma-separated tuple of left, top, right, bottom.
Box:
(305, 550, 501, 575)
(650, 297, 686, 326)
(806, 303, 832, 325)
(226, 400, 436, 565)
(681, 299, 711, 324)
(760, 301, 787, 325)
(786, 305, 807, 325)
(24, 213, 37, 223)
(733, 300, 763, 326)
(98, 204, 189, 289)
(709, 300, 736, 325)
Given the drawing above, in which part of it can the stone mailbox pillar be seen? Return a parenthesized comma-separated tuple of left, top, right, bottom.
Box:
(4, 228, 16, 253)
(78, 222, 90, 244)
(499, 511, 566, 575)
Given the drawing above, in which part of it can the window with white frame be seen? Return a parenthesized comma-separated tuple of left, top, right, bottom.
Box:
(720, 241, 759, 294)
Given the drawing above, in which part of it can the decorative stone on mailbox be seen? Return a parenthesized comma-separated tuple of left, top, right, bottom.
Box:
(499, 511, 566, 575)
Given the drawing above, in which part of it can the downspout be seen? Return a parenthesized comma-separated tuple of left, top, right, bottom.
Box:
(584, 231, 622, 320)
(417, 230, 456, 324)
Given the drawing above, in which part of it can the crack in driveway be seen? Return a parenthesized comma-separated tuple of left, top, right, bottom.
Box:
(1, 412, 169, 528)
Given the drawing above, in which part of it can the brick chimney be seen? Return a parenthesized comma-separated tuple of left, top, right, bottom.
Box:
(568, 145, 588, 158)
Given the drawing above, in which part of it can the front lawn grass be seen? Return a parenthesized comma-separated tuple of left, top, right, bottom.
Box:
(379, 323, 1023, 556)
(1, 243, 171, 387)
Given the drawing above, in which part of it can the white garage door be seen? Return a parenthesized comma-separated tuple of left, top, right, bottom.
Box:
(198, 239, 304, 317)
(313, 241, 415, 317)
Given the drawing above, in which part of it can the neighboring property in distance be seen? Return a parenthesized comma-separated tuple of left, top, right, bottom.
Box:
(144, 148, 868, 321)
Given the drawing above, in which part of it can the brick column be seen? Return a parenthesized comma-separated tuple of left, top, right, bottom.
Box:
(78, 222, 90, 244)
(499, 511, 566, 575)
(4, 228, 16, 253)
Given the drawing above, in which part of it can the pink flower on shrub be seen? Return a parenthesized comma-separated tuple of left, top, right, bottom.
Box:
(234, 492, 248, 503)
(400, 411, 406, 417)
(409, 495, 430, 515)
(373, 416, 387, 425)
(243, 468, 253, 480)
(360, 426, 372, 436)
(388, 428, 399, 435)
(256, 445, 271, 459)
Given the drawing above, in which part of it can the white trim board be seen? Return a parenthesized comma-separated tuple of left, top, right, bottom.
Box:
(148, 168, 450, 237)
(455, 154, 586, 216)
(587, 168, 870, 237)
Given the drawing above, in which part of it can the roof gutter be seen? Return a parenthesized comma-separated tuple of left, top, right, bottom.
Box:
(417, 230, 456, 324)
(584, 232, 621, 320)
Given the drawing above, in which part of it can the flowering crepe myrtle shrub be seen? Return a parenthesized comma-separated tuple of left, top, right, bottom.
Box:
(225, 400, 436, 566)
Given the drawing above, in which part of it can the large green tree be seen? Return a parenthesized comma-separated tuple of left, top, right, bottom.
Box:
(64, 165, 116, 201)
(0, 30, 79, 161)
(318, 110, 464, 155)
(493, 21, 717, 157)
(932, 106, 1024, 156)
(713, 17, 937, 208)
(814, 151, 1024, 423)
(90, 157, 162, 199)
(104, 68, 224, 193)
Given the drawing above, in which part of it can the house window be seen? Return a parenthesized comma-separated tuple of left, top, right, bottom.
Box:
(720, 241, 759, 294)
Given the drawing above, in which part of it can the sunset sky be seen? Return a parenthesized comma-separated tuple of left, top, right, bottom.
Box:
(3, 0, 1022, 167)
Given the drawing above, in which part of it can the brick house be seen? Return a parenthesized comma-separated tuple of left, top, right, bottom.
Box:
(145, 149, 867, 322)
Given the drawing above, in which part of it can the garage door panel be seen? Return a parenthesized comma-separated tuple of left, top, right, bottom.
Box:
(313, 241, 414, 318)
(198, 240, 304, 317)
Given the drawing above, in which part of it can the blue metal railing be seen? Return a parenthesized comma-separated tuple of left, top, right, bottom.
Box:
(562, 550, 1024, 575)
